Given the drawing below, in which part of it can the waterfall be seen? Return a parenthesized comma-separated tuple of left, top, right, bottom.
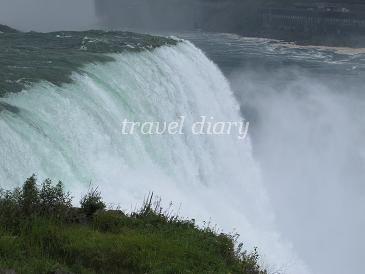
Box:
(0, 41, 309, 274)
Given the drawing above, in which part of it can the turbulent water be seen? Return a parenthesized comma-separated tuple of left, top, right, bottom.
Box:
(180, 32, 365, 274)
(2, 29, 364, 274)
(0, 30, 310, 273)
(0, 30, 175, 96)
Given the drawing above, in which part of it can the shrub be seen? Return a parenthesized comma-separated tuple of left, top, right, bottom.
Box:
(0, 188, 21, 230)
(39, 179, 72, 219)
(20, 175, 40, 217)
(80, 187, 106, 218)
(131, 193, 169, 226)
(0, 175, 72, 226)
(131, 193, 195, 229)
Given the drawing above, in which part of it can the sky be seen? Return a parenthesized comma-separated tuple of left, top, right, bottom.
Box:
(0, 0, 97, 32)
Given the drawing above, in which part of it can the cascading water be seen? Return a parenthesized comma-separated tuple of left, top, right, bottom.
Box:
(0, 39, 309, 274)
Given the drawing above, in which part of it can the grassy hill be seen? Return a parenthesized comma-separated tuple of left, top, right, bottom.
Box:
(0, 175, 267, 274)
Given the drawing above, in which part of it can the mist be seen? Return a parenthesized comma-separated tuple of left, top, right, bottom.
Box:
(94, 0, 261, 34)
(230, 65, 365, 274)
(0, 0, 97, 32)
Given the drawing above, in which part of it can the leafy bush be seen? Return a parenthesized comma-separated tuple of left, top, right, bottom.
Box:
(0, 188, 21, 230)
(0, 175, 72, 227)
(39, 179, 72, 219)
(20, 175, 40, 216)
(80, 187, 106, 218)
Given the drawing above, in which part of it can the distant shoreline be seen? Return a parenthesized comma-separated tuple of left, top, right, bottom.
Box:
(237, 28, 365, 49)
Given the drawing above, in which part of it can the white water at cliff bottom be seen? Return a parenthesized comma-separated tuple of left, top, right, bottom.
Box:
(0, 41, 309, 274)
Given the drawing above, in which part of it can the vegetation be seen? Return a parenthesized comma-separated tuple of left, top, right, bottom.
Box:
(0, 175, 267, 274)
(80, 187, 106, 218)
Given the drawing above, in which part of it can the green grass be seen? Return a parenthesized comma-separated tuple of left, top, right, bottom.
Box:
(0, 176, 267, 274)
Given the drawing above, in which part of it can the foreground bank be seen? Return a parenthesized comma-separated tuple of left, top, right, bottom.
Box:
(0, 176, 267, 274)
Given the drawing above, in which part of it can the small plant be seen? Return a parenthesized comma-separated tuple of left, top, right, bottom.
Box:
(80, 187, 106, 218)
(130, 193, 196, 230)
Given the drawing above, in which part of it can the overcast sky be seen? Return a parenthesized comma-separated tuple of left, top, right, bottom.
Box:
(0, 0, 97, 32)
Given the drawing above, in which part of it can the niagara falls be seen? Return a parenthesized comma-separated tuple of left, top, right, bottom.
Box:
(0, 1, 364, 274)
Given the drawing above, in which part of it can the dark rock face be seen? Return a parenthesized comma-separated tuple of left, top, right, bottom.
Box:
(0, 25, 19, 33)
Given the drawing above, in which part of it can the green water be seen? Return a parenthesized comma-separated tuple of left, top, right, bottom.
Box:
(0, 29, 177, 97)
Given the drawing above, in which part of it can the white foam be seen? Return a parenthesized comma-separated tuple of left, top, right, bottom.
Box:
(0, 41, 310, 274)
